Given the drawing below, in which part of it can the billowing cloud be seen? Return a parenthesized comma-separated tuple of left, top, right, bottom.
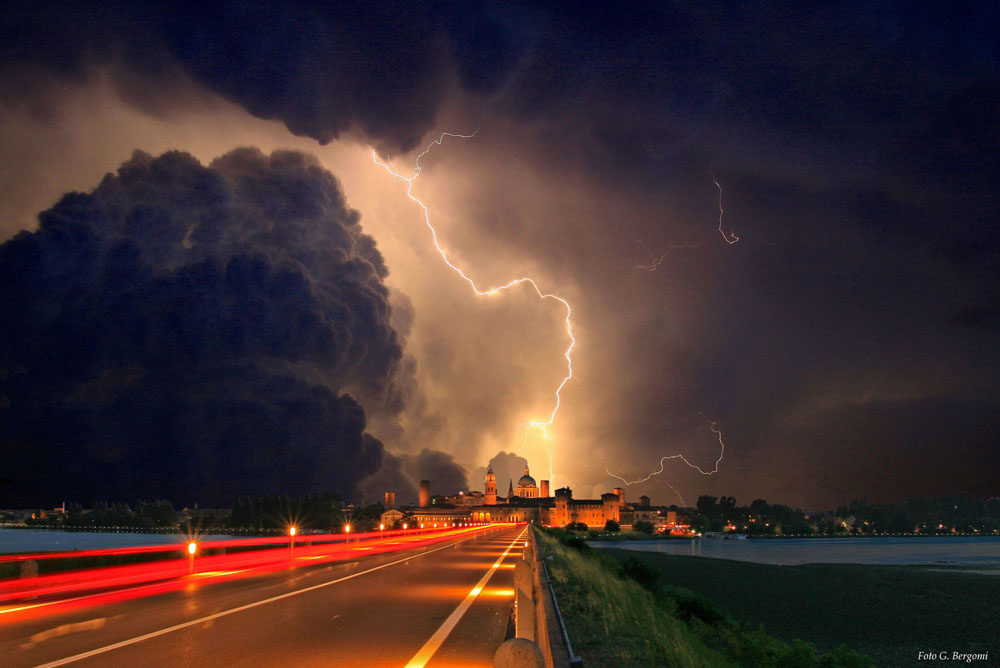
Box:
(0, 148, 406, 506)
(0, 2, 528, 153)
(356, 448, 467, 506)
(467, 451, 529, 500)
(1, 3, 997, 509)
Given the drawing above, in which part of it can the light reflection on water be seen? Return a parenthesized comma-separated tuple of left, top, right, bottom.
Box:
(590, 536, 1000, 566)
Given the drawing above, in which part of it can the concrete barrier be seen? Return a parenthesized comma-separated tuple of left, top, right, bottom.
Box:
(496, 526, 583, 667)
(515, 585, 535, 641)
(20, 559, 38, 579)
(495, 638, 545, 668)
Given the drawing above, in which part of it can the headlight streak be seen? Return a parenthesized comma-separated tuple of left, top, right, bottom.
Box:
(373, 132, 575, 486)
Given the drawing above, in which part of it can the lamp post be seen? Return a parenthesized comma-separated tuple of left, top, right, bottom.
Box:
(379, 523, 384, 542)
(345, 523, 351, 544)
(187, 541, 197, 574)
(289, 526, 296, 558)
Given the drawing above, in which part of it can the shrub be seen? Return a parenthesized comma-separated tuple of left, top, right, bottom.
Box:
(622, 555, 661, 592)
(633, 519, 656, 534)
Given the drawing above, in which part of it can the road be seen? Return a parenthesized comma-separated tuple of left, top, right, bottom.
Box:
(1, 525, 526, 668)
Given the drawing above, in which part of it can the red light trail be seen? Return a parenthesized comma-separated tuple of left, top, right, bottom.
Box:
(0, 524, 510, 623)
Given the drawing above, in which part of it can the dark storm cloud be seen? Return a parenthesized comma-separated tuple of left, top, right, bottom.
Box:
(468, 451, 529, 499)
(2, 1, 998, 508)
(356, 448, 467, 505)
(0, 148, 405, 506)
(440, 1, 997, 505)
(0, 1, 529, 152)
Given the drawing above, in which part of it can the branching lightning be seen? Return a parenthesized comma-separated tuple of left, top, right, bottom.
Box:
(637, 169, 736, 271)
(635, 239, 700, 272)
(606, 421, 728, 506)
(712, 170, 738, 244)
(373, 131, 574, 486)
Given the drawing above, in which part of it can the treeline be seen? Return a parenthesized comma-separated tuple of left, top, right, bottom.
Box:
(833, 497, 1000, 535)
(17, 500, 181, 529)
(691, 495, 1000, 535)
(15, 493, 387, 533)
(229, 493, 383, 532)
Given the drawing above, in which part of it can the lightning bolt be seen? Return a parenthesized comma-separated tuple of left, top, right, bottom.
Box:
(606, 421, 727, 506)
(635, 239, 701, 272)
(636, 168, 735, 273)
(373, 131, 574, 487)
(712, 170, 738, 244)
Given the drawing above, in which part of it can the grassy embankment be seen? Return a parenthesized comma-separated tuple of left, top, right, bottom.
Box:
(535, 527, 874, 668)
(599, 547, 999, 668)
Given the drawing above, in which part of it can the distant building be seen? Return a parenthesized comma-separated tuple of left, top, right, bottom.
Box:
(381, 460, 664, 530)
(484, 464, 497, 505)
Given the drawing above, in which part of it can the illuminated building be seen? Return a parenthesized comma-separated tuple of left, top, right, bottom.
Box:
(380, 460, 664, 529)
(484, 464, 497, 505)
(514, 466, 539, 499)
(549, 487, 620, 527)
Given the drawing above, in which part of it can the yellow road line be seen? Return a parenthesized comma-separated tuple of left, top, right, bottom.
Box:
(31, 535, 481, 668)
(403, 527, 527, 668)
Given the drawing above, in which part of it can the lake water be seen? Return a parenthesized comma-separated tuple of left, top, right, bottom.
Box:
(590, 536, 1000, 567)
(0, 528, 234, 554)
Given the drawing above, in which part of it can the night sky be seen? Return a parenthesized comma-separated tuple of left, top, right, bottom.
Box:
(1, 2, 997, 509)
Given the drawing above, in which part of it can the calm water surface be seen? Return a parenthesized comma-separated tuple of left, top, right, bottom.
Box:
(0, 529, 233, 553)
(590, 536, 1000, 566)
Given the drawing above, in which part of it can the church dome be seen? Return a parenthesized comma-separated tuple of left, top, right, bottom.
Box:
(517, 474, 536, 488)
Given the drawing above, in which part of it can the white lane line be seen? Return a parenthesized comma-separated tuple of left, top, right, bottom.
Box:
(31, 533, 484, 668)
(403, 527, 527, 668)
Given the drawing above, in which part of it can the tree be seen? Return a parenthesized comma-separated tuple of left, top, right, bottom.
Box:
(697, 495, 718, 517)
(632, 520, 655, 534)
(604, 519, 620, 533)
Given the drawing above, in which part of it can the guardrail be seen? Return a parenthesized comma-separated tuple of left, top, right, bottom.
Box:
(495, 527, 582, 668)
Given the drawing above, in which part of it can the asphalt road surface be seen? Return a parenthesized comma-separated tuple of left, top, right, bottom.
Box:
(1, 525, 526, 668)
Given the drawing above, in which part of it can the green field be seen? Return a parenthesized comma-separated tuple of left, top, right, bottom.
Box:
(536, 528, 875, 668)
(600, 548, 998, 668)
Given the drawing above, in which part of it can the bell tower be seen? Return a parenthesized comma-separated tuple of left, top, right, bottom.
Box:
(484, 463, 497, 505)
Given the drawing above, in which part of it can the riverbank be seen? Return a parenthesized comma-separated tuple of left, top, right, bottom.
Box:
(590, 535, 1000, 565)
(535, 528, 874, 668)
(598, 548, 998, 668)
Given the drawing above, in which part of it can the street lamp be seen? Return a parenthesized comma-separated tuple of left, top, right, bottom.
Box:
(379, 523, 384, 542)
(345, 524, 351, 544)
(289, 526, 297, 557)
(187, 541, 197, 573)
